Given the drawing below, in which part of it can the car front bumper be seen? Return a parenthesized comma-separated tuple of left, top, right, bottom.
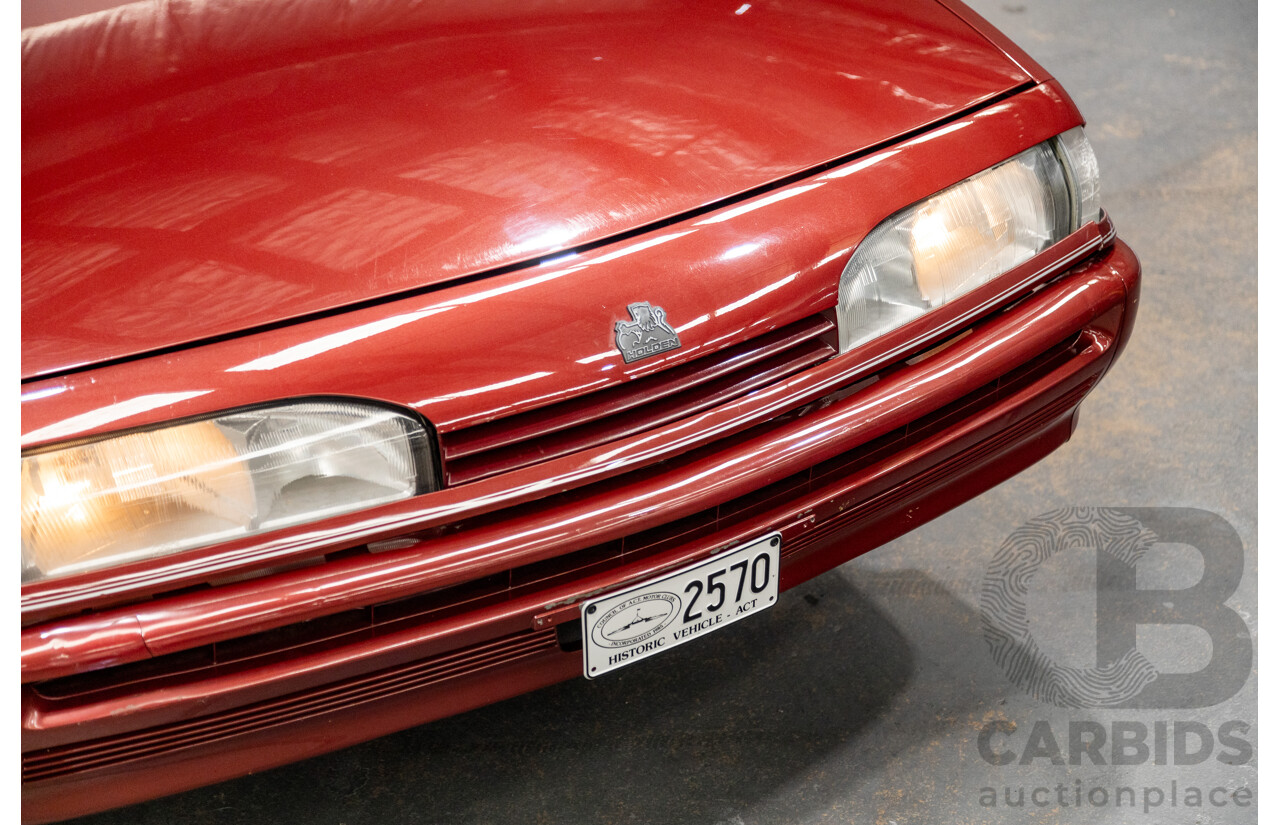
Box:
(22, 234, 1140, 823)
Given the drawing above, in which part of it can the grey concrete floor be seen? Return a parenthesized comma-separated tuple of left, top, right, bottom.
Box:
(66, 1, 1257, 823)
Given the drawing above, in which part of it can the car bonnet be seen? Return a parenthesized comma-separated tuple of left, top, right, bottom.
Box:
(22, 0, 1030, 380)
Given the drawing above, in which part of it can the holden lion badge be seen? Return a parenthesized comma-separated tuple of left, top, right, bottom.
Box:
(614, 302, 681, 363)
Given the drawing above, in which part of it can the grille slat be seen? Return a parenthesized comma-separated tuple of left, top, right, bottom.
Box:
(440, 315, 836, 484)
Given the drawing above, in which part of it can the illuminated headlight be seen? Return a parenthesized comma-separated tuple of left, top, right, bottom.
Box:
(837, 126, 1102, 351)
(21, 400, 434, 583)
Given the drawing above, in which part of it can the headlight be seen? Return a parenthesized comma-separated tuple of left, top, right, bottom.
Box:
(837, 127, 1102, 352)
(21, 400, 435, 583)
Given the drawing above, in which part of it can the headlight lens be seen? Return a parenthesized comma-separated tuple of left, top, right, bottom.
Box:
(21, 400, 434, 583)
(837, 127, 1102, 352)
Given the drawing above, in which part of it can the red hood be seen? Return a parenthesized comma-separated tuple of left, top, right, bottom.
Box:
(22, 0, 1028, 380)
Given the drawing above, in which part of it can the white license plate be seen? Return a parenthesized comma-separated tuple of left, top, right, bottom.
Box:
(581, 532, 780, 678)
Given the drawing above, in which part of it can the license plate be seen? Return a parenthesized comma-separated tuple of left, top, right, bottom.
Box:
(581, 532, 780, 678)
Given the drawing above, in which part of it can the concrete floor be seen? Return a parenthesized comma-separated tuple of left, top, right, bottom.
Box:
(67, 1, 1257, 823)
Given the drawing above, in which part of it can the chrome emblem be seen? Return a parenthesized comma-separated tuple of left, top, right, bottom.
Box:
(614, 302, 681, 363)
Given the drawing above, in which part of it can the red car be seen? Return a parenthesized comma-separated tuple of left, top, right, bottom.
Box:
(20, 0, 1140, 820)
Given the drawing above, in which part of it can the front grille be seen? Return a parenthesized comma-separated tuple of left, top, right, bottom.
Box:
(439, 314, 837, 484)
(31, 330, 1089, 707)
